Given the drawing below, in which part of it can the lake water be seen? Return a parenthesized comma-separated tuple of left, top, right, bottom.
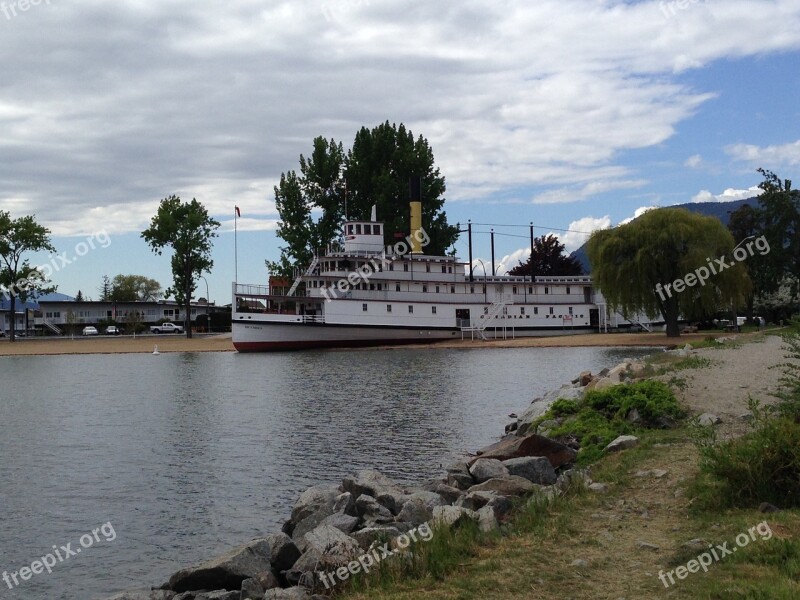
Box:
(0, 345, 656, 599)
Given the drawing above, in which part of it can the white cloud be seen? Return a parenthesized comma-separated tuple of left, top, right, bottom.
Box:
(531, 180, 647, 205)
(619, 206, 659, 225)
(685, 154, 703, 168)
(691, 186, 762, 203)
(725, 139, 800, 167)
(555, 216, 612, 252)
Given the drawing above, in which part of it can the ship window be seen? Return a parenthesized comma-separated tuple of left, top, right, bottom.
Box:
(377, 283, 382, 291)
(470, 286, 475, 294)
(373, 225, 380, 235)
(432, 306, 437, 314)
(389, 264, 394, 271)
(422, 285, 428, 293)
(362, 304, 368, 312)
(441, 265, 446, 273)
(450, 286, 455, 293)
(528, 287, 533, 294)
(569, 307, 573, 315)
(513, 286, 517, 294)
(534, 307, 538, 315)
(483, 307, 488, 314)
(396, 283, 401, 292)
(426, 263, 430, 272)
(482, 285, 486, 293)
(347, 224, 353, 235)
(521, 307, 525, 315)
(387, 305, 392, 312)
(404, 263, 408, 271)
(435, 286, 440, 293)
(549, 307, 554, 315)
(370, 284, 375, 290)
(448, 266, 452, 273)
(545, 286, 549, 294)
(566, 287, 571, 294)
(408, 305, 414, 314)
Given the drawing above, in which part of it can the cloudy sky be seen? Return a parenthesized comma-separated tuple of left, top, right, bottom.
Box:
(3, 0, 800, 302)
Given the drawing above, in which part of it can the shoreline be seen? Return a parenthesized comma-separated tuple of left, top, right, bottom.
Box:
(0, 331, 738, 356)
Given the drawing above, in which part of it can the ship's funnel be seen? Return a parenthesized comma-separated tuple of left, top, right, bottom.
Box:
(409, 176, 423, 254)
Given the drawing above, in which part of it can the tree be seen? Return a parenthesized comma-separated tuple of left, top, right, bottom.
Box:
(269, 123, 459, 276)
(124, 309, 143, 337)
(75, 290, 85, 302)
(508, 234, 584, 277)
(756, 168, 800, 313)
(109, 275, 162, 302)
(0, 212, 56, 341)
(64, 310, 78, 339)
(727, 203, 765, 323)
(98, 275, 111, 301)
(587, 208, 750, 338)
(141, 196, 220, 338)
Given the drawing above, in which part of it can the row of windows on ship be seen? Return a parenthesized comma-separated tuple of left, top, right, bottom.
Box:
(308, 280, 585, 295)
(358, 304, 584, 318)
(320, 260, 455, 274)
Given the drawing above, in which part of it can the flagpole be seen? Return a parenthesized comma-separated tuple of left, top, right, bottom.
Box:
(234, 206, 238, 284)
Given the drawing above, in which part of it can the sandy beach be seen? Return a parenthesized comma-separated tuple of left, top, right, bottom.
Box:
(0, 330, 738, 356)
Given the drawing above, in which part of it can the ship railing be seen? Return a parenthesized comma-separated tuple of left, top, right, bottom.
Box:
(302, 315, 325, 324)
(235, 283, 271, 297)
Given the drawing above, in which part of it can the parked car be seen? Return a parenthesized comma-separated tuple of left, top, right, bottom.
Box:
(149, 322, 184, 334)
(105, 326, 123, 335)
(82, 326, 99, 336)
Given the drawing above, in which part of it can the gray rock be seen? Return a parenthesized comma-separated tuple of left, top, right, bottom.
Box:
(636, 541, 660, 552)
(475, 506, 499, 533)
(396, 499, 434, 526)
(502, 456, 557, 485)
(406, 490, 445, 510)
(759, 502, 780, 513)
(468, 476, 536, 496)
(432, 505, 478, 528)
(432, 483, 463, 504)
(291, 485, 340, 524)
(588, 483, 609, 494)
(517, 385, 585, 429)
(350, 526, 402, 551)
(698, 413, 722, 426)
(536, 419, 560, 436)
(342, 470, 404, 502)
(456, 490, 497, 511)
(292, 507, 335, 551)
(262, 533, 301, 573)
(355, 494, 394, 525)
(486, 495, 514, 521)
(263, 588, 310, 600)
(194, 592, 239, 600)
(167, 539, 272, 593)
(445, 462, 475, 490)
(320, 512, 360, 535)
(605, 435, 639, 452)
(240, 577, 264, 600)
(468, 458, 510, 483)
(332, 492, 357, 516)
(104, 591, 175, 600)
(571, 559, 589, 568)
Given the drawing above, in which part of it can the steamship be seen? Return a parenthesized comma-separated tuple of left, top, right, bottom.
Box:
(231, 199, 604, 352)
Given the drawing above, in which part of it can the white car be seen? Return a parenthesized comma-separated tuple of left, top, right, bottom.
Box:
(82, 326, 99, 336)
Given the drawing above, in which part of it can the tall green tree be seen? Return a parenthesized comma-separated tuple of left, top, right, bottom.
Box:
(587, 208, 750, 337)
(269, 123, 459, 277)
(141, 196, 220, 338)
(508, 234, 583, 277)
(98, 275, 111, 301)
(757, 168, 800, 311)
(0, 212, 55, 341)
(109, 274, 162, 302)
(727, 203, 766, 323)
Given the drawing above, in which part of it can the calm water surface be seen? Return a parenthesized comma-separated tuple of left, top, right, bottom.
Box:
(0, 345, 656, 599)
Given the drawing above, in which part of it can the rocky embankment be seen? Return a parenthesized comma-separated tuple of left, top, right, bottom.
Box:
(103, 356, 651, 600)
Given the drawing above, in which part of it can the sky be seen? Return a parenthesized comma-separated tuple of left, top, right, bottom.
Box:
(2, 0, 800, 304)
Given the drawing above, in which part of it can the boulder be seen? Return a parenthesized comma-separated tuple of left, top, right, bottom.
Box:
(486, 495, 514, 521)
(194, 592, 239, 600)
(351, 526, 402, 551)
(263, 588, 310, 600)
(472, 434, 577, 469)
(431, 483, 463, 504)
(517, 386, 585, 431)
(455, 490, 497, 511)
(342, 470, 405, 503)
(536, 419, 560, 436)
(432, 505, 478, 528)
(291, 485, 340, 524)
(588, 377, 614, 391)
(405, 490, 446, 511)
(332, 492, 357, 516)
(355, 494, 394, 525)
(698, 413, 722, 426)
(605, 435, 639, 452)
(292, 507, 335, 551)
(262, 533, 301, 573)
(445, 462, 475, 490)
(240, 577, 264, 600)
(290, 525, 361, 579)
(578, 371, 593, 386)
(475, 505, 499, 533)
(396, 498, 434, 526)
(319, 512, 360, 535)
(167, 539, 272, 593)
(502, 456, 557, 485)
(468, 476, 536, 496)
(469, 458, 510, 483)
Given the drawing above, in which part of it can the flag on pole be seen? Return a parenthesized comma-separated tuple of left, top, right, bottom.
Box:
(235, 206, 241, 218)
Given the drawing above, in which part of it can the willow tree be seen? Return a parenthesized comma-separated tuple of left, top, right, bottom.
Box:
(587, 208, 750, 337)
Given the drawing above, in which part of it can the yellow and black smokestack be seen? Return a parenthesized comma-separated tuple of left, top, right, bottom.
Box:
(409, 176, 423, 254)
